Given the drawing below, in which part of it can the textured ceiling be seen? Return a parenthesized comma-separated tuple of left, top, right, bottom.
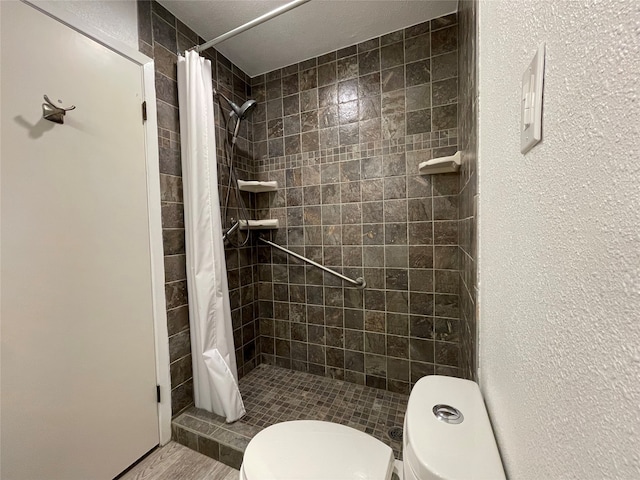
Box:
(158, 0, 457, 77)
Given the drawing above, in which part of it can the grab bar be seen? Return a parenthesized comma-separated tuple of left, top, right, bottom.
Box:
(258, 236, 366, 289)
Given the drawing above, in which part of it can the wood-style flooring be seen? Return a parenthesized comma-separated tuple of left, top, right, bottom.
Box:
(119, 441, 239, 480)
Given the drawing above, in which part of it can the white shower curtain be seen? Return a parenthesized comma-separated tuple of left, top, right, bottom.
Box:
(176, 51, 246, 422)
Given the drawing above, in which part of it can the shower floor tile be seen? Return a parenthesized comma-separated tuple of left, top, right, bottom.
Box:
(240, 364, 408, 458)
(172, 364, 408, 469)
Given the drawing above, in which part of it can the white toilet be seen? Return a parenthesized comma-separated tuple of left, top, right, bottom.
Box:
(240, 375, 505, 480)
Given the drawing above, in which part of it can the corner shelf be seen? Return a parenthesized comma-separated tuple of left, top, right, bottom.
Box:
(237, 180, 278, 193)
(418, 151, 461, 175)
(238, 219, 280, 230)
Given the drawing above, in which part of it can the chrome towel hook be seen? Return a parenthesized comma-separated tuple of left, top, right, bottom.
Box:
(42, 95, 76, 124)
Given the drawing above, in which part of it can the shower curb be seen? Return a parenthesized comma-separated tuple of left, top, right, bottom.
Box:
(172, 407, 256, 470)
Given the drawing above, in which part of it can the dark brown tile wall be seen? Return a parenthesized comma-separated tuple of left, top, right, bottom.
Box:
(137, 0, 259, 416)
(457, 1, 478, 381)
(251, 14, 463, 393)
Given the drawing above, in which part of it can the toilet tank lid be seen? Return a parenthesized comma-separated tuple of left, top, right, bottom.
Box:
(405, 376, 506, 480)
(242, 420, 394, 480)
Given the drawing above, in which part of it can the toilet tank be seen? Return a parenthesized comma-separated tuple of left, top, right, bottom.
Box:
(403, 376, 506, 480)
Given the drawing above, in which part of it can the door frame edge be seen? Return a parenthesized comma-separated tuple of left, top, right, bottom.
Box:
(142, 62, 172, 447)
(20, 0, 172, 446)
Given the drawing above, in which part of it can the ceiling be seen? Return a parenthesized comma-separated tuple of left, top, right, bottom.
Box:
(158, 0, 457, 77)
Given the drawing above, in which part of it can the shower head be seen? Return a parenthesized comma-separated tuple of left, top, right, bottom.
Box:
(215, 89, 257, 120)
(234, 99, 257, 120)
(214, 89, 257, 145)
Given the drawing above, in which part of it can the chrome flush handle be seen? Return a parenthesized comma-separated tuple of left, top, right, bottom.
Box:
(42, 95, 76, 124)
(433, 404, 464, 424)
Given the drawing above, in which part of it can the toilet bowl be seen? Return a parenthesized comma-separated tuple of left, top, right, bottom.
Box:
(240, 375, 505, 480)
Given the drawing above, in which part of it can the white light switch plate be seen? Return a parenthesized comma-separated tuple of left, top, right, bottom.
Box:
(521, 43, 545, 154)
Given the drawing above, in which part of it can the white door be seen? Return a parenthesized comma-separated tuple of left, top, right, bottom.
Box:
(1, 2, 160, 479)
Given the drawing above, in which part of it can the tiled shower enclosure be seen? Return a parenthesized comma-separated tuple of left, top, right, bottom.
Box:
(138, 3, 466, 463)
(138, 0, 469, 470)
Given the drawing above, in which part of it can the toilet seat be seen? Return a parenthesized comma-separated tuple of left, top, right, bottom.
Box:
(241, 420, 395, 480)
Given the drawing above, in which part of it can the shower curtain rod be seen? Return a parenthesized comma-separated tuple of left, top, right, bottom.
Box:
(192, 0, 312, 53)
(258, 236, 366, 289)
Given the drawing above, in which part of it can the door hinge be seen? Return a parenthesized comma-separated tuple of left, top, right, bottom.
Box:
(142, 101, 147, 122)
(156, 385, 161, 403)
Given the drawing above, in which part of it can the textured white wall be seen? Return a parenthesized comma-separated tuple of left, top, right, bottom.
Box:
(477, 0, 640, 478)
(33, 0, 138, 50)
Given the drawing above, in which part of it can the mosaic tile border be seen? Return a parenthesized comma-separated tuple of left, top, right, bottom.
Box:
(254, 131, 458, 173)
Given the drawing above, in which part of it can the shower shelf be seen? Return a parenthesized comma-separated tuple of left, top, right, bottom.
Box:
(237, 180, 278, 193)
(238, 219, 279, 230)
(419, 151, 461, 175)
